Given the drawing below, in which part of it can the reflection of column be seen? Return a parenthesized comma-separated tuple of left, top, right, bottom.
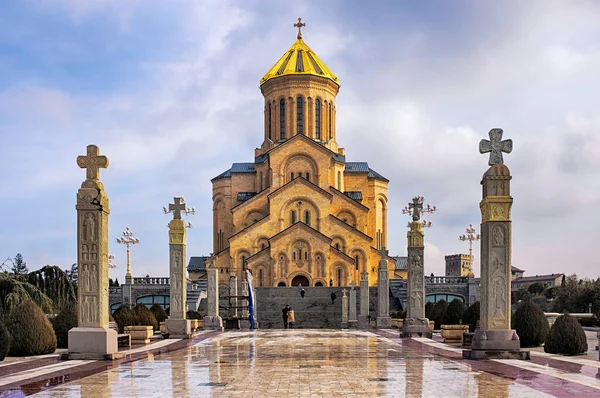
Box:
(171, 347, 189, 396)
(476, 371, 509, 398)
(404, 357, 424, 398)
(230, 276, 238, 318)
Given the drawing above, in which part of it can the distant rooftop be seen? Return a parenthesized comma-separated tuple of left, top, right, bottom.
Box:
(392, 256, 408, 270)
(512, 273, 564, 283)
(188, 256, 208, 272)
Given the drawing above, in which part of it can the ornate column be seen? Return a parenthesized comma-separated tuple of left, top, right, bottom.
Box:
(204, 259, 224, 331)
(464, 128, 529, 360)
(341, 288, 348, 328)
(358, 270, 370, 328)
(164, 197, 194, 338)
(376, 247, 391, 328)
(402, 196, 435, 338)
(348, 282, 357, 328)
(68, 144, 118, 359)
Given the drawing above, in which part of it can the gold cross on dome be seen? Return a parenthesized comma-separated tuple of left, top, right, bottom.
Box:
(77, 144, 109, 182)
(294, 17, 306, 39)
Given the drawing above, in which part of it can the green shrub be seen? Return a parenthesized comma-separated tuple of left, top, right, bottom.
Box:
(425, 302, 435, 319)
(577, 316, 599, 327)
(429, 300, 448, 330)
(441, 299, 467, 325)
(113, 305, 135, 333)
(463, 301, 480, 332)
(186, 310, 202, 320)
(513, 300, 549, 347)
(0, 321, 9, 361)
(544, 314, 588, 355)
(134, 305, 158, 330)
(150, 304, 168, 324)
(527, 282, 546, 296)
(51, 302, 77, 348)
(6, 299, 56, 356)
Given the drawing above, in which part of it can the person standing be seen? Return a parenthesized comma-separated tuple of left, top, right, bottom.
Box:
(282, 304, 290, 329)
(300, 288, 305, 298)
(288, 307, 296, 329)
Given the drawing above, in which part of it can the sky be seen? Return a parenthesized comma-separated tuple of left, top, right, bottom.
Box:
(0, 0, 599, 280)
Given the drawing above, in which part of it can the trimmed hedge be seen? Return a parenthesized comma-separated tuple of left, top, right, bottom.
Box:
(0, 321, 9, 361)
(51, 302, 78, 348)
(430, 300, 448, 330)
(113, 305, 135, 333)
(134, 305, 158, 331)
(6, 299, 56, 356)
(150, 304, 168, 324)
(513, 300, 549, 347)
(577, 316, 599, 327)
(463, 301, 480, 332)
(441, 299, 467, 325)
(544, 314, 588, 355)
(186, 310, 202, 320)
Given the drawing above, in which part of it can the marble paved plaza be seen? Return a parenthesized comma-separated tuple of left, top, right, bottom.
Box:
(3, 330, 600, 397)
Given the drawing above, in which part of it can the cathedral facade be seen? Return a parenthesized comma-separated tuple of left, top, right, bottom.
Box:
(210, 26, 393, 288)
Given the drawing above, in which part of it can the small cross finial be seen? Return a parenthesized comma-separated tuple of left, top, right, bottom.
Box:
(479, 128, 513, 166)
(77, 144, 109, 188)
(294, 17, 306, 39)
(379, 246, 388, 260)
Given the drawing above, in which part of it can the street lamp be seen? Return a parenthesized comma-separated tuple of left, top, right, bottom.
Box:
(108, 254, 117, 269)
(116, 227, 140, 307)
(459, 224, 480, 277)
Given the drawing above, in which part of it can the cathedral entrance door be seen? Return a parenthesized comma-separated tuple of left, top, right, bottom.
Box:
(291, 275, 310, 287)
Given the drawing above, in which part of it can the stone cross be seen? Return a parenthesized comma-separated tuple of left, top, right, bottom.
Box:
(349, 283, 357, 323)
(376, 248, 392, 328)
(479, 128, 513, 166)
(378, 246, 388, 261)
(77, 145, 109, 183)
(294, 17, 306, 39)
(409, 197, 423, 221)
(69, 144, 118, 358)
(359, 271, 369, 317)
(203, 263, 223, 331)
(229, 276, 238, 318)
(169, 197, 187, 220)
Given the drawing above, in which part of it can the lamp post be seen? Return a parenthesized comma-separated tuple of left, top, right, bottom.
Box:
(459, 224, 480, 277)
(116, 227, 140, 308)
(108, 254, 117, 269)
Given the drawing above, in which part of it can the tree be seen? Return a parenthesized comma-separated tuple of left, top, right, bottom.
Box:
(0, 273, 53, 317)
(0, 321, 9, 361)
(463, 301, 480, 332)
(11, 253, 28, 275)
(441, 298, 467, 325)
(27, 266, 76, 314)
(114, 278, 119, 287)
(528, 282, 546, 295)
(513, 300, 549, 347)
(51, 302, 77, 348)
(5, 299, 57, 356)
(65, 263, 78, 284)
(544, 314, 588, 355)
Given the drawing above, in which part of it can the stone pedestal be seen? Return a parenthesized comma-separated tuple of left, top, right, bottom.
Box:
(68, 327, 119, 360)
(166, 319, 192, 338)
(341, 289, 348, 328)
(124, 325, 153, 345)
(463, 131, 529, 360)
(402, 318, 432, 338)
(441, 325, 469, 343)
(357, 315, 370, 329)
(69, 145, 118, 360)
(376, 248, 392, 329)
(204, 261, 223, 331)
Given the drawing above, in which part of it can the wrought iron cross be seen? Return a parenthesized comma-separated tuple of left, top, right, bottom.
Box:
(77, 145, 109, 181)
(479, 128, 513, 166)
(294, 17, 306, 39)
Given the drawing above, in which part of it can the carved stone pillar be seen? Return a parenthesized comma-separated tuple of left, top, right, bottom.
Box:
(402, 221, 430, 337)
(341, 289, 348, 328)
(358, 270, 370, 329)
(376, 248, 392, 328)
(166, 218, 191, 338)
(348, 282, 357, 328)
(69, 145, 118, 359)
(204, 261, 223, 331)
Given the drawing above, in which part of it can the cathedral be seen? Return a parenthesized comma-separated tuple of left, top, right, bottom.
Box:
(207, 22, 394, 288)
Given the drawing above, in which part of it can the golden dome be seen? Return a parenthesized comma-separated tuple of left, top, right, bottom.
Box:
(260, 37, 339, 86)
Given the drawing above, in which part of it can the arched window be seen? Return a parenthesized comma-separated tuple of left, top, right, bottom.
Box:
(298, 171, 302, 178)
(315, 98, 321, 139)
(279, 99, 286, 140)
(258, 269, 264, 287)
(304, 210, 311, 226)
(306, 172, 310, 181)
(297, 97, 304, 135)
(268, 103, 272, 140)
(298, 249, 302, 259)
(293, 251, 296, 260)
(328, 102, 333, 140)
(337, 268, 342, 287)
(290, 172, 294, 181)
(304, 251, 308, 260)
(355, 255, 359, 271)
(291, 210, 297, 224)
(242, 256, 246, 270)
(335, 243, 340, 251)
(261, 243, 266, 250)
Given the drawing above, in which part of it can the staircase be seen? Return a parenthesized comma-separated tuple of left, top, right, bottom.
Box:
(186, 280, 207, 312)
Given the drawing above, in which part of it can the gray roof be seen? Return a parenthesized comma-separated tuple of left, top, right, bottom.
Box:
(345, 162, 389, 182)
(512, 274, 564, 284)
(393, 256, 408, 270)
(188, 256, 208, 271)
(511, 266, 525, 273)
(231, 163, 255, 173)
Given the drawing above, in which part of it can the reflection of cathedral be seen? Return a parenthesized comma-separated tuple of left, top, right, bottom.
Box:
(208, 23, 392, 288)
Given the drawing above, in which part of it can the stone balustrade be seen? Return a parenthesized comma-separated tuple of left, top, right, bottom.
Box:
(425, 276, 469, 284)
(133, 277, 170, 285)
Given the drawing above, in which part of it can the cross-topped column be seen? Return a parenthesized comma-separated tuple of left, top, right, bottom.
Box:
(479, 128, 513, 166)
(294, 17, 306, 39)
(409, 197, 423, 221)
(77, 145, 109, 189)
(378, 246, 388, 260)
(376, 246, 391, 328)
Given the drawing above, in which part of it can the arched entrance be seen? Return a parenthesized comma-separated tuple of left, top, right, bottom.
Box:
(291, 275, 310, 287)
(314, 281, 323, 287)
(277, 282, 287, 287)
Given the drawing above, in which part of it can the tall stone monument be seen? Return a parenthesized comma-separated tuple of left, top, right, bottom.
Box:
(341, 288, 349, 328)
(68, 145, 118, 360)
(348, 282, 358, 328)
(358, 270, 370, 328)
(463, 128, 529, 360)
(204, 257, 224, 331)
(402, 196, 433, 338)
(376, 247, 392, 328)
(164, 197, 194, 338)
